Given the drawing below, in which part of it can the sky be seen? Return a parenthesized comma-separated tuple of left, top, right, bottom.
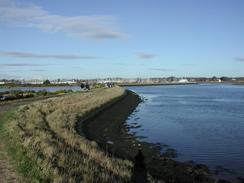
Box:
(0, 0, 244, 79)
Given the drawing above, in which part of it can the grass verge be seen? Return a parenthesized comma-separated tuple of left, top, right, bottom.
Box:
(0, 87, 134, 183)
(0, 109, 49, 182)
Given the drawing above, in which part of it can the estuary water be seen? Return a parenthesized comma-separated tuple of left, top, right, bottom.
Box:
(126, 84, 244, 181)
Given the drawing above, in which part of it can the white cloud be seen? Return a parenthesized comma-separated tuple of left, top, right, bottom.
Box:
(0, 63, 49, 66)
(0, 0, 126, 40)
(0, 51, 98, 59)
(234, 57, 244, 62)
(138, 52, 156, 59)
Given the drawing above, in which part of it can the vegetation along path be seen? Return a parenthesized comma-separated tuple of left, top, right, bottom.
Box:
(0, 87, 134, 183)
(0, 95, 66, 183)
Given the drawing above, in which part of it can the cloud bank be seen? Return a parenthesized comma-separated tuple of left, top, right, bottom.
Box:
(0, 63, 49, 67)
(29, 69, 47, 72)
(234, 57, 244, 62)
(0, 0, 125, 40)
(0, 51, 98, 59)
(138, 52, 156, 59)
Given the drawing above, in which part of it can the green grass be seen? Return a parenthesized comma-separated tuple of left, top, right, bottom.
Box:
(0, 87, 134, 183)
(0, 109, 50, 182)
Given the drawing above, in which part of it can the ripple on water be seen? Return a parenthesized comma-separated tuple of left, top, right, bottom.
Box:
(126, 84, 244, 181)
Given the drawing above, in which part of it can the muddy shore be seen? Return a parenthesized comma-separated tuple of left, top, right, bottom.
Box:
(78, 89, 219, 183)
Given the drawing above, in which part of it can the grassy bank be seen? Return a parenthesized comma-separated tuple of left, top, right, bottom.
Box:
(0, 109, 44, 182)
(1, 87, 135, 183)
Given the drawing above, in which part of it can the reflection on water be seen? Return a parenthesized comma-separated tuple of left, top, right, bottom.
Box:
(127, 84, 244, 181)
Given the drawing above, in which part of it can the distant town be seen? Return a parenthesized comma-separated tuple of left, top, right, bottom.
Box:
(1, 76, 244, 86)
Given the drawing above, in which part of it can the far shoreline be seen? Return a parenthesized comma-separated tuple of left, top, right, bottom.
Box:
(118, 82, 198, 86)
(2, 81, 244, 90)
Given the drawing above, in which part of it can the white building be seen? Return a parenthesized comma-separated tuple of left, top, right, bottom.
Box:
(22, 80, 43, 85)
(178, 78, 189, 83)
(51, 80, 77, 85)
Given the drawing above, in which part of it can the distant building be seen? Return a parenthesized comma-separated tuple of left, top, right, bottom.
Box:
(51, 79, 77, 85)
(21, 80, 43, 85)
(167, 77, 178, 82)
(0, 81, 5, 85)
(178, 78, 189, 83)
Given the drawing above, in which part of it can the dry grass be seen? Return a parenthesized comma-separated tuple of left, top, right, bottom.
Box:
(4, 86, 134, 183)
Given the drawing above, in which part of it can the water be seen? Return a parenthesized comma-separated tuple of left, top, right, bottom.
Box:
(126, 84, 244, 181)
(0, 86, 81, 93)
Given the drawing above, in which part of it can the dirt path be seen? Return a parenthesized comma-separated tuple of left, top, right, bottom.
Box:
(0, 143, 21, 183)
(0, 96, 60, 183)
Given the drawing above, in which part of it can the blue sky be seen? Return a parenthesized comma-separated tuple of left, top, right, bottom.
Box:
(0, 0, 244, 79)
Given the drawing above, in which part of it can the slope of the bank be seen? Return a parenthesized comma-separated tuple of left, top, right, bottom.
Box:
(1, 87, 134, 183)
(82, 90, 216, 183)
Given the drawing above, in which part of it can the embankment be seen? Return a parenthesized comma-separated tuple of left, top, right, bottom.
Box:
(1, 87, 133, 183)
(81, 89, 216, 183)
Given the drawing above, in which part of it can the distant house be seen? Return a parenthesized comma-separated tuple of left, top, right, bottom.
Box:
(51, 80, 77, 85)
(21, 80, 43, 85)
(0, 81, 5, 85)
(167, 77, 178, 82)
(28, 80, 44, 85)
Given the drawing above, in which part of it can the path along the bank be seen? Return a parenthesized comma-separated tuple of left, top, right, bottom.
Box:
(0, 96, 61, 183)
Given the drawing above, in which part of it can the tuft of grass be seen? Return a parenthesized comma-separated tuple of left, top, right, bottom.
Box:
(0, 109, 50, 182)
(2, 87, 135, 183)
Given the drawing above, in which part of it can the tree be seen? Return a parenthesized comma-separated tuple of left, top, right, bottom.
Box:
(43, 80, 51, 85)
(220, 77, 230, 82)
(80, 83, 85, 89)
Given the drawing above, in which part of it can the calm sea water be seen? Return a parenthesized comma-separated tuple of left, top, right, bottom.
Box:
(127, 84, 244, 181)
